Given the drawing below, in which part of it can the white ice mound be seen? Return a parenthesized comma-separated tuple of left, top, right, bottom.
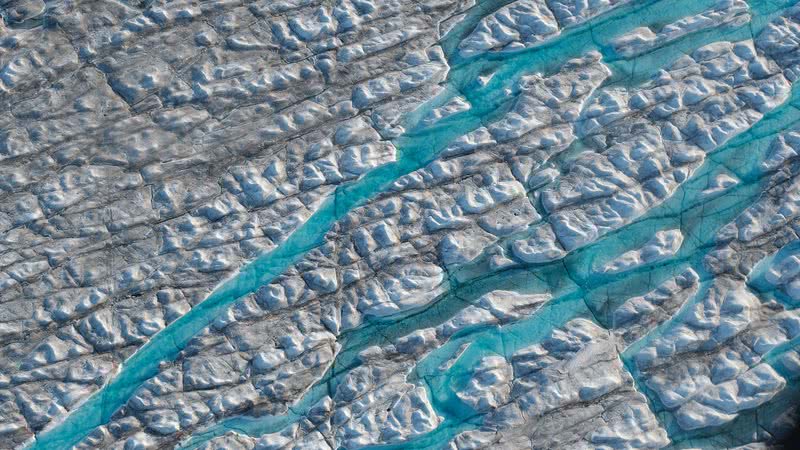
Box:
(602, 229, 685, 273)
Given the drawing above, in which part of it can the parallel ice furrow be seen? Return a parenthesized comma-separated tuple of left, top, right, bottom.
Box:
(4, 0, 800, 449)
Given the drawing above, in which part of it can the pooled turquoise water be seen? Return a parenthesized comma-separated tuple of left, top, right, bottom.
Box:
(30, 0, 800, 449)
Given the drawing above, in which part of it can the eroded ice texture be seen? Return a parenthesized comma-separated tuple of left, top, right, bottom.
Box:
(611, 0, 751, 58)
(3, 0, 800, 449)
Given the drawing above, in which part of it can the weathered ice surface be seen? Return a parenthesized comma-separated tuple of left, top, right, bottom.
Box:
(448, 319, 670, 449)
(0, 0, 467, 446)
(3, 0, 800, 449)
(458, 0, 631, 56)
(67, 50, 608, 450)
(611, 0, 751, 58)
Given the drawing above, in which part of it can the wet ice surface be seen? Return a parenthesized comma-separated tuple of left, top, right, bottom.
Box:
(2, 0, 800, 449)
